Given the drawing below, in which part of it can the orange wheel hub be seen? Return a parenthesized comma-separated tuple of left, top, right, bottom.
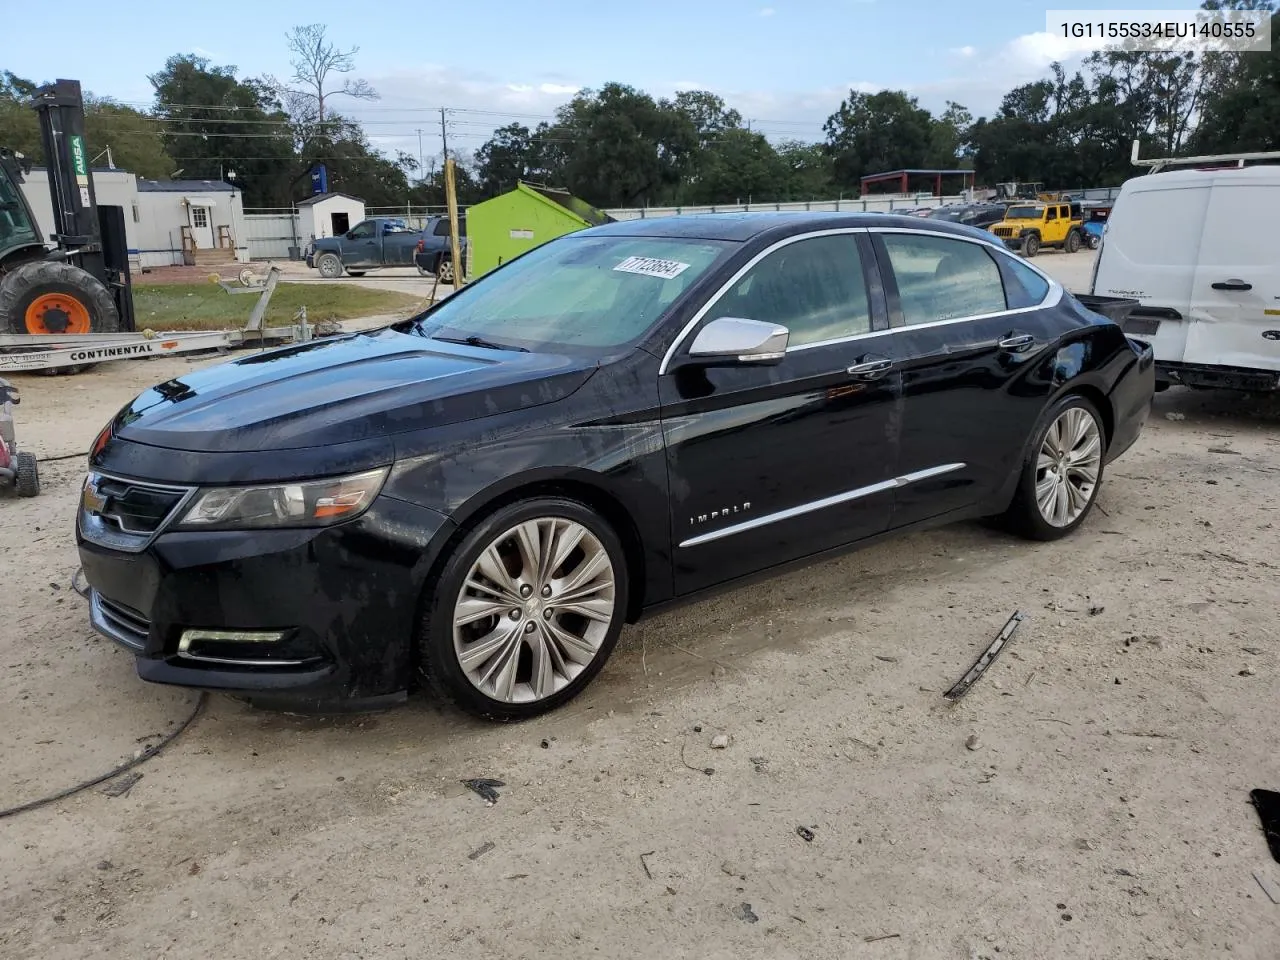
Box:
(25, 293, 91, 335)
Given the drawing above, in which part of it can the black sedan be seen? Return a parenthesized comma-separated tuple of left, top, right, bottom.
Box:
(77, 214, 1155, 720)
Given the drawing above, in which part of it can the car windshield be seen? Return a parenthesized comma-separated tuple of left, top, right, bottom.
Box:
(1007, 206, 1043, 219)
(409, 234, 734, 354)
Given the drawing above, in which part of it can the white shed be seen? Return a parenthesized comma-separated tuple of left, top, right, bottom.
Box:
(19, 167, 142, 267)
(297, 193, 366, 242)
(136, 179, 248, 266)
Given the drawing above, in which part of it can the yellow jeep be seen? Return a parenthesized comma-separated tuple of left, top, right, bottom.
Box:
(989, 202, 1085, 257)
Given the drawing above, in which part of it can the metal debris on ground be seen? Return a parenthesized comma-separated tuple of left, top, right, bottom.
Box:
(944, 611, 1026, 702)
(679, 740, 714, 776)
(1253, 871, 1280, 905)
(461, 778, 505, 804)
(99, 772, 142, 798)
(467, 841, 495, 861)
(733, 902, 759, 923)
(864, 933, 901, 943)
(1250, 789, 1280, 863)
(639, 851, 655, 880)
(796, 826, 815, 842)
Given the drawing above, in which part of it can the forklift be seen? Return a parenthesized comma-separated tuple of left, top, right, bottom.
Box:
(0, 79, 135, 342)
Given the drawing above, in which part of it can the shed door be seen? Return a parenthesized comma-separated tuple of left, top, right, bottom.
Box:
(188, 201, 215, 249)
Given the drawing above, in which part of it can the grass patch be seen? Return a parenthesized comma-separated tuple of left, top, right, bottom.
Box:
(131, 283, 426, 331)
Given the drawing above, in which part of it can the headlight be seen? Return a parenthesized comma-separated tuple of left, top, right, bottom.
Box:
(176, 467, 389, 530)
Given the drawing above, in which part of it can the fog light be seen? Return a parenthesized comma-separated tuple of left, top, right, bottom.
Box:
(177, 628, 314, 667)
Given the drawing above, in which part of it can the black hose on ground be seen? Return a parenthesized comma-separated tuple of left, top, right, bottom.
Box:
(0, 693, 207, 820)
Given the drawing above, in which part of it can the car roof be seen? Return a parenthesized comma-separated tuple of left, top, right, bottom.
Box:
(581, 211, 999, 244)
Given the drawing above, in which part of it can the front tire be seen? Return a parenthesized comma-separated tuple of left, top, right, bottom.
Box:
(1022, 233, 1040, 257)
(1002, 394, 1105, 541)
(316, 253, 344, 279)
(0, 259, 120, 336)
(417, 497, 629, 721)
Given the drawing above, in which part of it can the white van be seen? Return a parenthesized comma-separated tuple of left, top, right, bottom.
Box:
(1090, 165, 1280, 391)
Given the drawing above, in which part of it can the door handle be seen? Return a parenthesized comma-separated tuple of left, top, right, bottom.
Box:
(998, 333, 1036, 352)
(1212, 279, 1252, 291)
(846, 358, 894, 380)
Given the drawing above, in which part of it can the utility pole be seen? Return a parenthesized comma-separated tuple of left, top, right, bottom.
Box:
(439, 107, 449, 163)
(416, 129, 425, 182)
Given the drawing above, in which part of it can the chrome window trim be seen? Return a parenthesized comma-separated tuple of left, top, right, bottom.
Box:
(678, 462, 965, 548)
(869, 227, 1063, 325)
(658, 227, 871, 375)
(658, 225, 1062, 374)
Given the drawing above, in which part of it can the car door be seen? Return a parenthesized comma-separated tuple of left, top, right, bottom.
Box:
(1186, 174, 1280, 374)
(344, 220, 379, 267)
(659, 230, 903, 595)
(869, 228, 1058, 527)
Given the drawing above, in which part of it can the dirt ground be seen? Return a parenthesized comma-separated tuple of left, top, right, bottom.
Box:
(3, 249, 1279, 960)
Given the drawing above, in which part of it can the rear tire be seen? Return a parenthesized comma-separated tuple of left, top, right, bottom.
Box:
(436, 258, 455, 283)
(1065, 230, 1082, 254)
(1001, 394, 1105, 541)
(15, 451, 39, 498)
(417, 497, 629, 722)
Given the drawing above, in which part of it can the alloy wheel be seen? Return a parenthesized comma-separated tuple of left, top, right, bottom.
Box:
(1035, 406, 1102, 527)
(452, 517, 616, 703)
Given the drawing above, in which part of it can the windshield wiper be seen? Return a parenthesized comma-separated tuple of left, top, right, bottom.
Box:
(432, 334, 529, 353)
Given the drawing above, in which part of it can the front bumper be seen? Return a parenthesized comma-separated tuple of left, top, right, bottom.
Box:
(79, 494, 456, 710)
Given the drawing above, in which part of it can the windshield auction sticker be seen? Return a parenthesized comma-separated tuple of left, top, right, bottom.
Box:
(1047, 9, 1272, 53)
(613, 256, 692, 280)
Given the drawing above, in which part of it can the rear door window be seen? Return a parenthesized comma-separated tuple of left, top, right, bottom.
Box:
(878, 233, 1006, 325)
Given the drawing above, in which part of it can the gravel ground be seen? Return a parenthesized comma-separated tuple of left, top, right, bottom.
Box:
(3, 248, 1279, 960)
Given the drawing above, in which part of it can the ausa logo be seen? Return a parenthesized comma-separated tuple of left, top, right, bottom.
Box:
(690, 502, 752, 526)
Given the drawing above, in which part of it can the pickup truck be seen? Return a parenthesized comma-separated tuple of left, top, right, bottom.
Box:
(414, 214, 468, 282)
(306, 217, 422, 278)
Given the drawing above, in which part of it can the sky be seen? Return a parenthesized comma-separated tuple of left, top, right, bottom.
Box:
(3, 0, 1204, 166)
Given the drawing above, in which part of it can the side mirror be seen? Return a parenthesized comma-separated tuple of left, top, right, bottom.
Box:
(676, 316, 789, 369)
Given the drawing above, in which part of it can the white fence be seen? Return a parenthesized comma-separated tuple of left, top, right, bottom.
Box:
(243, 188, 1121, 259)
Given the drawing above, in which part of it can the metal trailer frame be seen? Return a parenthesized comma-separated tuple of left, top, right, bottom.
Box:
(0, 267, 335, 374)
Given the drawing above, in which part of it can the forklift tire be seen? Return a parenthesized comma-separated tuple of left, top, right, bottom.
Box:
(0, 259, 120, 337)
(1065, 230, 1082, 254)
(15, 451, 39, 498)
(1022, 233, 1040, 257)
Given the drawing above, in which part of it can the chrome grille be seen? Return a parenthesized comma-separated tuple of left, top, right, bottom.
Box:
(92, 592, 151, 651)
(80, 472, 194, 552)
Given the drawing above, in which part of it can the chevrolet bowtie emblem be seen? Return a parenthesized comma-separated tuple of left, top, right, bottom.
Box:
(82, 479, 108, 514)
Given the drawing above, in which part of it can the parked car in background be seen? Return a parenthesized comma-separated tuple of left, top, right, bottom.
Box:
(989, 202, 1086, 257)
(928, 203, 1007, 230)
(306, 217, 421, 278)
(1090, 164, 1280, 392)
(1081, 204, 1112, 249)
(414, 214, 468, 282)
(78, 213, 1153, 720)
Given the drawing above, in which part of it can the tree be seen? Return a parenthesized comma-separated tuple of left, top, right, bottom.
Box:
(1189, 0, 1279, 152)
(474, 122, 561, 196)
(823, 90, 935, 190)
(1, 71, 170, 179)
(685, 128, 788, 204)
(278, 24, 378, 125)
(548, 83, 697, 207)
(149, 55, 296, 206)
(930, 101, 974, 164)
(775, 140, 834, 199)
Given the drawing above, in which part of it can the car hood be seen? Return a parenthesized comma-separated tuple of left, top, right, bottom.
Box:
(110, 328, 598, 454)
(311, 237, 342, 251)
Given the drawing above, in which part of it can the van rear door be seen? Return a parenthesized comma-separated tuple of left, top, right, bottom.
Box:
(1186, 170, 1280, 373)
(1091, 175, 1212, 363)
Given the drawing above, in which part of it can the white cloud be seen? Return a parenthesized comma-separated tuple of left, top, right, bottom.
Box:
(1004, 31, 1097, 71)
(950, 45, 977, 58)
(758, 7, 776, 16)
